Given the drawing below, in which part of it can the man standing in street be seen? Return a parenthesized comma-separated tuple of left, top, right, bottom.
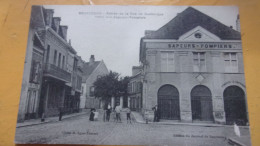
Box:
(106, 103, 112, 121)
(115, 104, 121, 122)
(152, 105, 158, 122)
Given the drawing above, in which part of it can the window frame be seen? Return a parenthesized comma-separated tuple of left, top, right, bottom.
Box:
(160, 51, 175, 72)
(193, 52, 206, 72)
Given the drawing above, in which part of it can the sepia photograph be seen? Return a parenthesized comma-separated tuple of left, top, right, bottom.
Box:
(15, 5, 251, 145)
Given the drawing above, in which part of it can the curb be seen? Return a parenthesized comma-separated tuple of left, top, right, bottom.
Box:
(228, 137, 247, 146)
(131, 112, 250, 128)
(16, 112, 88, 128)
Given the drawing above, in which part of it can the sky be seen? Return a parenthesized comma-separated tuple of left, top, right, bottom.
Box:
(44, 5, 239, 77)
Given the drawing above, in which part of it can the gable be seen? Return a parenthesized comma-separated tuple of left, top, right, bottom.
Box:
(144, 7, 241, 40)
(178, 26, 221, 42)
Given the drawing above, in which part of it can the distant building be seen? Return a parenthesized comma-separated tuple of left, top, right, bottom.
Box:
(128, 66, 143, 112)
(64, 55, 83, 113)
(80, 55, 109, 109)
(138, 7, 248, 125)
(17, 6, 83, 122)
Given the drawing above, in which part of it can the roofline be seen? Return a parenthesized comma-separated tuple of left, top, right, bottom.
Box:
(47, 26, 77, 54)
(142, 39, 241, 43)
(130, 71, 142, 79)
(85, 61, 102, 81)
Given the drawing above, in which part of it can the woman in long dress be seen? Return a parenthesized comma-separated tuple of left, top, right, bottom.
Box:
(89, 108, 95, 121)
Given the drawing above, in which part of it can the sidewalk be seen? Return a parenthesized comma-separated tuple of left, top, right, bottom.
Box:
(131, 111, 250, 128)
(16, 110, 90, 128)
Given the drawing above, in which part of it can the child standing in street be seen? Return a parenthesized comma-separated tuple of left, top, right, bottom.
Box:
(126, 107, 132, 124)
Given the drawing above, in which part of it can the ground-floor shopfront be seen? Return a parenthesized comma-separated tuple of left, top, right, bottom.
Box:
(141, 72, 248, 125)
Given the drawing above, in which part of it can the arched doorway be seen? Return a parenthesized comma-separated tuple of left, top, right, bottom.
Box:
(157, 85, 180, 120)
(191, 85, 213, 121)
(224, 86, 247, 125)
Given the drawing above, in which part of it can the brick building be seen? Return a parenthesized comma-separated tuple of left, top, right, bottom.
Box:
(137, 7, 248, 125)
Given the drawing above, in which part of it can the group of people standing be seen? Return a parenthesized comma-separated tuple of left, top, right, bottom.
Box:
(89, 103, 132, 124)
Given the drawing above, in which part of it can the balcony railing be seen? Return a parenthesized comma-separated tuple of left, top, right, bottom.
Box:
(43, 63, 71, 82)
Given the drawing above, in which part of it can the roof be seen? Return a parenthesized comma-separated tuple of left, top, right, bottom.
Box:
(144, 7, 241, 40)
(82, 61, 101, 82)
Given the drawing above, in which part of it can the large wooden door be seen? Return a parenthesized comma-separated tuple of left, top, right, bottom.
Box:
(191, 85, 213, 121)
(224, 86, 247, 125)
(158, 85, 180, 120)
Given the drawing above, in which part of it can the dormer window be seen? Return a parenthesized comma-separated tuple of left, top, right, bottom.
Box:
(195, 33, 202, 38)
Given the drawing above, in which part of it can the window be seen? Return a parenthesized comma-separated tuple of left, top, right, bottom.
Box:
(195, 33, 202, 38)
(81, 86, 84, 94)
(161, 52, 174, 72)
(224, 52, 238, 72)
(128, 83, 131, 93)
(29, 60, 41, 84)
(46, 45, 50, 63)
(62, 56, 65, 69)
(90, 86, 95, 96)
(53, 50, 57, 65)
(58, 53, 61, 68)
(193, 52, 206, 72)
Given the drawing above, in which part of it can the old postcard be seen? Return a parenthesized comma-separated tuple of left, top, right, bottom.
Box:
(15, 5, 251, 145)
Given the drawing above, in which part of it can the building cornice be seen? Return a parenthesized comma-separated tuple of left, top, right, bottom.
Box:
(142, 39, 241, 43)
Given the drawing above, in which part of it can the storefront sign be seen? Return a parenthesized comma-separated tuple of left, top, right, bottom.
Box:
(168, 43, 234, 49)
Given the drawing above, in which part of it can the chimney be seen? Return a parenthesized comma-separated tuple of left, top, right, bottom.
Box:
(89, 55, 95, 65)
(52, 17, 61, 33)
(145, 30, 153, 36)
(236, 15, 241, 32)
(44, 9, 54, 27)
(132, 66, 142, 76)
(60, 25, 68, 40)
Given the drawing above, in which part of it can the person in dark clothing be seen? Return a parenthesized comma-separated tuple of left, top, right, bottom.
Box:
(59, 107, 63, 121)
(156, 108, 160, 122)
(89, 108, 95, 121)
(152, 105, 158, 122)
(126, 107, 132, 124)
(106, 104, 112, 121)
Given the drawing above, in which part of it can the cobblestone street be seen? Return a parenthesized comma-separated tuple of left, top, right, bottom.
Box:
(15, 111, 251, 146)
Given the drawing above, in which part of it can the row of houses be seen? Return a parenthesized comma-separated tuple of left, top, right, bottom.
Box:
(18, 6, 109, 122)
(127, 7, 249, 125)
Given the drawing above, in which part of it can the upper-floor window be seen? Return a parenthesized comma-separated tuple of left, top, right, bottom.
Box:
(193, 52, 206, 72)
(58, 53, 61, 68)
(53, 50, 57, 65)
(89, 86, 95, 97)
(46, 45, 50, 63)
(128, 83, 131, 93)
(224, 52, 238, 73)
(29, 60, 41, 84)
(161, 52, 175, 72)
(62, 56, 65, 69)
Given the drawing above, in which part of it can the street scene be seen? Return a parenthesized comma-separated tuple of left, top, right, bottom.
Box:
(15, 5, 252, 146)
(16, 110, 251, 145)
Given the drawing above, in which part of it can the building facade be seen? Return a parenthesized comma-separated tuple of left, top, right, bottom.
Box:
(18, 6, 83, 122)
(17, 6, 46, 122)
(139, 7, 248, 125)
(128, 66, 143, 112)
(80, 55, 109, 109)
